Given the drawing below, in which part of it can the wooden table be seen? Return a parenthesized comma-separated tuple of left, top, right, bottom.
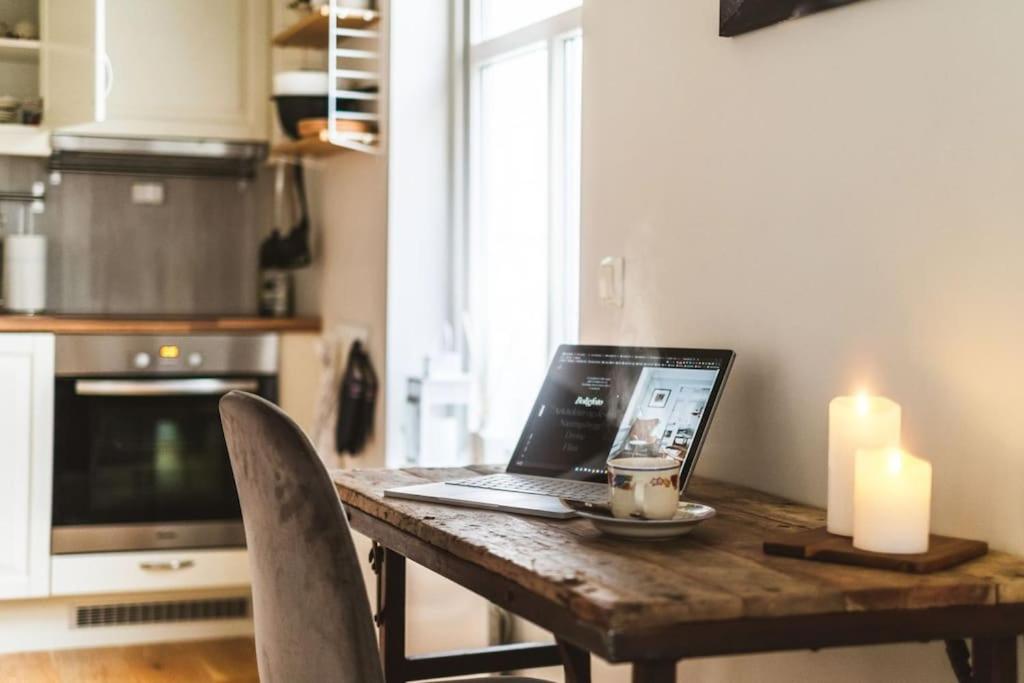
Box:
(334, 466, 1024, 683)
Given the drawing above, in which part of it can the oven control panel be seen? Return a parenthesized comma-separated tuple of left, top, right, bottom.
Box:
(130, 348, 202, 370)
(55, 334, 279, 376)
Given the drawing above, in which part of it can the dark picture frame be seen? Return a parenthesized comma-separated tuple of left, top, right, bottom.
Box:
(649, 389, 672, 409)
(720, 0, 866, 37)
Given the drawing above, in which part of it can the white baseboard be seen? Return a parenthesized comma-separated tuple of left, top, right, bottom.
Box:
(0, 588, 254, 654)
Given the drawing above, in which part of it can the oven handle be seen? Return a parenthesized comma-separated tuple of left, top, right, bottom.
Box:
(74, 378, 260, 397)
(139, 559, 195, 572)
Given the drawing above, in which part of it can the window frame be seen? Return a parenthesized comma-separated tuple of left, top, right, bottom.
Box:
(457, 2, 582, 456)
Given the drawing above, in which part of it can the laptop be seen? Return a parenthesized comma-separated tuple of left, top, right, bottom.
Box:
(384, 344, 735, 518)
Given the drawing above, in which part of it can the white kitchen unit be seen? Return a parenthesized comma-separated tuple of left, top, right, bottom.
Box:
(51, 549, 250, 597)
(0, 1, 49, 155)
(0, 0, 270, 156)
(70, 0, 270, 140)
(0, 124, 48, 156)
(0, 588, 254, 654)
(0, 329, 259, 653)
(0, 333, 54, 600)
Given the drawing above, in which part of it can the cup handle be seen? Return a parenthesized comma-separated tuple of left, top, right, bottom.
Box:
(634, 479, 646, 516)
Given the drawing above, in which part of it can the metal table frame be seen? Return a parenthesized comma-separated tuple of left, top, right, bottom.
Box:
(350, 507, 1021, 683)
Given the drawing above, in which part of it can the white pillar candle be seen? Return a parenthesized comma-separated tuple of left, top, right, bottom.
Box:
(853, 448, 932, 554)
(827, 394, 900, 536)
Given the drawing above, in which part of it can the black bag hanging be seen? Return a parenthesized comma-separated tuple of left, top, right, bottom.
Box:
(335, 340, 367, 455)
(361, 346, 378, 435)
(349, 345, 378, 454)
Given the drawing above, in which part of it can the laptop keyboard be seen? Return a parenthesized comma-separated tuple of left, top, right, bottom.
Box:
(447, 473, 607, 504)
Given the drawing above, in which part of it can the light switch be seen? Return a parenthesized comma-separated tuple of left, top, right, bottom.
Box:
(131, 182, 165, 205)
(599, 256, 624, 307)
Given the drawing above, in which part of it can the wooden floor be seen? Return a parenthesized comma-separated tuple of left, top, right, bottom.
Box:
(0, 638, 258, 683)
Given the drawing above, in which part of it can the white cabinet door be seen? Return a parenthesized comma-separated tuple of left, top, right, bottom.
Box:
(69, 0, 269, 140)
(0, 334, 54, 600)
(41, 0, 106, 129)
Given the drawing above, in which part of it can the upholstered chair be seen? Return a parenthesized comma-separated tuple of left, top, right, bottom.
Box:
(220, 391, 551, 683)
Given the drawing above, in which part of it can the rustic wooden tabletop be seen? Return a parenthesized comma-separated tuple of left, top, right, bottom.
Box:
(335, 466, 1024, 681)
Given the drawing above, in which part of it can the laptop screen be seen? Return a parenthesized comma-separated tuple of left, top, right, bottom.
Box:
(507, 345, 735, 486)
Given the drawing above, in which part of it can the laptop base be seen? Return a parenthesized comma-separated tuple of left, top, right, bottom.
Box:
(383, 481, 575, 519)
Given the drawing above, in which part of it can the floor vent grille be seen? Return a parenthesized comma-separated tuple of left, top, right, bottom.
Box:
(73, 596, 249, 628)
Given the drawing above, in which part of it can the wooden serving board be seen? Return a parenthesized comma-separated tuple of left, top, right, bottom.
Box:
(297, 117, 372, 138)
(763, 527, 988, 574)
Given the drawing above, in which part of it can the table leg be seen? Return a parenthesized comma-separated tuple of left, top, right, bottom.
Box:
(632, 660, 676, 683)
(556, 638, 591, 683)
(972, 636, 1018, 683)
(379, 547, 407, 683)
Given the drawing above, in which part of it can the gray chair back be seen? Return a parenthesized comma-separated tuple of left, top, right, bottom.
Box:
(220, 391, 384, 683)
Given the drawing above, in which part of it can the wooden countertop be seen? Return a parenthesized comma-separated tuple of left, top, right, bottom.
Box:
(0, 315, 321, 335)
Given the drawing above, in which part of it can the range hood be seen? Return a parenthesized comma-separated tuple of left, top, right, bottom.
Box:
(49, 134, 268, 179)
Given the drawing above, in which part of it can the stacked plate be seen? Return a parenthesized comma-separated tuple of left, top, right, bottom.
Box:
(0, 96, 20, 124)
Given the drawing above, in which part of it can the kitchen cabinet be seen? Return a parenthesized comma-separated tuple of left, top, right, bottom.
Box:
(0, 0, 39, 139)
(0, 333, 54, 600)
(69, 0, 270, 141)
(0, 0, 269, 156)
(0, 0, 103, 156)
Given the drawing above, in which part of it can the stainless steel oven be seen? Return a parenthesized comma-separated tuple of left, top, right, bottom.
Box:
(51, 334, 278, 554)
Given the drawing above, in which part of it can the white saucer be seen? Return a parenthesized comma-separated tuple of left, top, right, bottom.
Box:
(563, 500, 716, 541)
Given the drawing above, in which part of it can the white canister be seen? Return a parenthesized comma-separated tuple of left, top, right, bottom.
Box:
(3, 234, 47, 313)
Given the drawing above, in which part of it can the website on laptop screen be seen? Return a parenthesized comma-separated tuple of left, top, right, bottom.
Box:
(508, 345, 733, 482)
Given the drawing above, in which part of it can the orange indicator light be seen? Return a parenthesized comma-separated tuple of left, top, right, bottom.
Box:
(159, 345, 180, 359)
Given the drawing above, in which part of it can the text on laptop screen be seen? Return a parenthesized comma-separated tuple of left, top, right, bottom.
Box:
(507, 346, 732, 482)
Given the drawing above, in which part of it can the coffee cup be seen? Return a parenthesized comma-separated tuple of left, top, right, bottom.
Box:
(606, 456, 682, 520)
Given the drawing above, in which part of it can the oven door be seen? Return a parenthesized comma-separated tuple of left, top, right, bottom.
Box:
(52, 375, 277, 554)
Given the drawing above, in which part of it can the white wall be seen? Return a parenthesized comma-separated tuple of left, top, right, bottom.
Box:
(307, 151, 390, 467)
(580, 0, 1024, 680)
(288, 0, 391, 467)
(386, 0, 456, 466)
(309, 0, 493, 661)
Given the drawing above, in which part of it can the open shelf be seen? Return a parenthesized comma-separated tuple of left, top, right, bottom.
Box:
(271, 136, 340, 157)
(272, 6, 379, 49)
(272, 130, 380, 158)
(271, 3, 383, 158)
(271, 130, 379, 158)
(0, 124, 50, 156)
(0, 38, 41, 62)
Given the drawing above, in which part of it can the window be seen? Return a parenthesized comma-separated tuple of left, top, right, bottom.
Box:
(476, 0, 582, 40)
(464, 1, 583, 461)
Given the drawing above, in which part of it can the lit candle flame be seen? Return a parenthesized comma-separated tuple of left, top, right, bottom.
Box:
(856, 391, 870, 416)
(887, 448, 903, 475)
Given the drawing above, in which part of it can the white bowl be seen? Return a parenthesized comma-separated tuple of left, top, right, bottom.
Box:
(273, 70, 329, 96)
